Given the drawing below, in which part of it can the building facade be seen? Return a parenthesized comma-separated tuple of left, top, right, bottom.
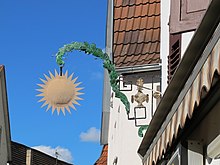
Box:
(0, 66, 12, 164)
(138, 0, 220, 165)
(98, 0, 161, 164)
(11, 141, 72, 165)
(96, 0, 217, 164)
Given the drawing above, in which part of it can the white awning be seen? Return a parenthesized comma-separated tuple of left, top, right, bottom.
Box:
(145, 38, 220, 165)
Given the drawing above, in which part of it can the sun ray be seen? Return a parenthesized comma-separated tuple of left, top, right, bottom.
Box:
(37, 70, 83, 115)
(72, 100, 80, 106)
(76, 92, 84, 96)
(52, 106, 56, 114)
(55, 69, 58, 76)
(75, 96, 83, 100)
(49, 71, 54, 79)
(68, 73, 74, 80)
(38, 97, 46, 102)
(61, 107, 65, 115)
(46, 104, 52, 112)
(74, 82, 82, 87)
(65, 106, 71, 114)
(69, 103, 77, 110)
(57, 107, 61, 115)
(40, 78, 47, 84)
(41, 101, 49, 108)
(72, 77, 78, 84)
(65, 70, 68, 78)
(36, 93, 45, 97)
(37, 84, 45, 88)
(44, 74, 51, 81)
(36, 89, 44, 92)
(75, 87, 84, 92)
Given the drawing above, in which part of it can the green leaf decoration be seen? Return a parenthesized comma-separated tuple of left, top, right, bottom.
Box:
(55, 42, 130, 114)
(138, 125, 149, 137)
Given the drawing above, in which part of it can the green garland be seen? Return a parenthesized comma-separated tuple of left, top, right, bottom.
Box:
(138, 125, 149, 137)
(55, 41, 130, 114)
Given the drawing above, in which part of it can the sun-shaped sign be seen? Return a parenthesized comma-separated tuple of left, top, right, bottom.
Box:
(37, 70, 83, 115)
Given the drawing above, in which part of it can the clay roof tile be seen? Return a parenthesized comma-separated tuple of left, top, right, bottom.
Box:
(140, 17, 148, 29)
(128, 5, 136, 18)
(136, 0, 143, 5)
(121, 44, 130, 56)
(123, 31, 132, 44)
(123, 0, 130, 6)
(114, 7, 122, 20)
(114, 19, 120, 32)
(117, 32, 125, 44)
(137, 30, 146, 43)
(113, 0, 161, 67)
(134, 5, 143, 17)
(133, 17, 141, 30)
(130, 31, 139, 44)
(94, 145, 108, 165)
(125, 18, 134, 31)
(114, 44, 123, 57)
(115, 0, 123, 7)
(121, 6, 129, 19)
(119, 19, 127, 31)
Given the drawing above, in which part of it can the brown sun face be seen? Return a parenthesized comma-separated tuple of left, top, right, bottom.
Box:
(37, 70, 83, 115)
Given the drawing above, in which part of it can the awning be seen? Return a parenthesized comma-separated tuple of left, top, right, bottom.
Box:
(144, 33, 220, 165)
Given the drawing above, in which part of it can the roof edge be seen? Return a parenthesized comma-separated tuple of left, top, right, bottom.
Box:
(116, 63, 161, 75)
(0, 65, 12, 162)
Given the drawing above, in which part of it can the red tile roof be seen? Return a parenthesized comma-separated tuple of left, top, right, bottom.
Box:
(94, 145, 108, 165)
(113, 0, 161, 68)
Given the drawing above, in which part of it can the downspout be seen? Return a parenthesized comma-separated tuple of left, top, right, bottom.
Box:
(100, 0, 113, 145)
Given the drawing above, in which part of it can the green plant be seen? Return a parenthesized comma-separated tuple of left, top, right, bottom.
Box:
(55, 41, 130, 114)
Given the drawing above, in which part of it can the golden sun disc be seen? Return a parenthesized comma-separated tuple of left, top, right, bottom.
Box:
(37, 70, 83, 115)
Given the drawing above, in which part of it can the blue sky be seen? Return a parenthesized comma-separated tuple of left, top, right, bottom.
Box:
(0, 0, 107, 164)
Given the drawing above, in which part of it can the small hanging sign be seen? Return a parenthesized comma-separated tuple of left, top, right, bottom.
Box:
(37, 70, 83, 115)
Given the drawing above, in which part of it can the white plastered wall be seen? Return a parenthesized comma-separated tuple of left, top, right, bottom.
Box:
(108, 74, 160, 165)
(161, 0, 170, 93)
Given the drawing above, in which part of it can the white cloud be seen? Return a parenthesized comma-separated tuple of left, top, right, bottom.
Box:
(80, 127, 100, 142)
(32, 145, 73, 163)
